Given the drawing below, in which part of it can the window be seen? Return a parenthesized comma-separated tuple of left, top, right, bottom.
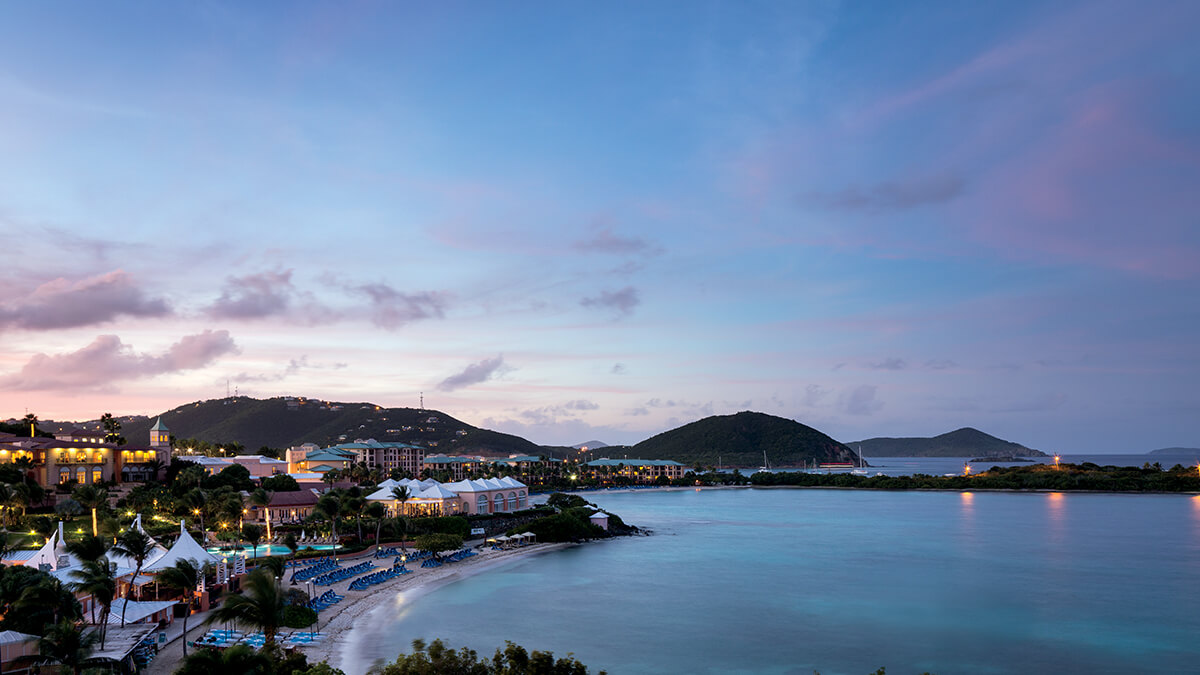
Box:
(493, 493, 505, 512)
(59, 467, 71, 483)
(477, 494, 489, 513)
(92, 467, 102, 483)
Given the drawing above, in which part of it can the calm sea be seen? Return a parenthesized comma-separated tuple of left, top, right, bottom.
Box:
(340, 486, 1200, 675)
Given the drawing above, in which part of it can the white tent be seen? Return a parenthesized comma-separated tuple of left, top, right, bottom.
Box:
(107, 515, 168, 571)
(144, 521, 220, 572)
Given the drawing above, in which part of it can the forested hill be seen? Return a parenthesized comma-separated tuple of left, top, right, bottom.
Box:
(118, 396, 563, 457)
(628, 411, 856, 468)
(851, 427, 1047, 458)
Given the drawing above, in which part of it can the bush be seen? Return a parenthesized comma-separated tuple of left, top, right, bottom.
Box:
(282, 605, 317, 629)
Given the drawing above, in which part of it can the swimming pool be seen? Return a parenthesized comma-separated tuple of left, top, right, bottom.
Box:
(205, 543, 343, 559)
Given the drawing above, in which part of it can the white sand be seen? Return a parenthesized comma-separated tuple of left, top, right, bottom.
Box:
(145, 543, 571, 675)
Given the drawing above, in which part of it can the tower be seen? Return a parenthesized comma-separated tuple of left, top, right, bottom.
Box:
(149, 417, 170, 447)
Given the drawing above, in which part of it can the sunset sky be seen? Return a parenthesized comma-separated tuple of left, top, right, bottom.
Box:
(1, 1, 1197, 453)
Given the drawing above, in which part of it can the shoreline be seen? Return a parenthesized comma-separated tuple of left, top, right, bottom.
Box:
(143, 542, 573, 675)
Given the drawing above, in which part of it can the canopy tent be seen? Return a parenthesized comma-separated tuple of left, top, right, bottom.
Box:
(144, 521, 220, 572)
(107, 515, 169, 571)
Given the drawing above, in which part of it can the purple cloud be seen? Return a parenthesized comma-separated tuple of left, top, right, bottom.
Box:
(207, 270, 296, 319)
(350, 283, 449, 329)
(581, 286, 640, 317)
(868, 358, 908, 371)
(0, 330, 238, 391)
(0, 270, 170, 331)
(437, 355, 505, 392)
(574, 227, 658, 255)
(808, 174, 965, 210)
(841, 385, 884, 416)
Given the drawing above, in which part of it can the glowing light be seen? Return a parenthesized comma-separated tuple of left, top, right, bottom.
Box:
(963, 463, 971, 476)
(1053, 454, 1061, 468)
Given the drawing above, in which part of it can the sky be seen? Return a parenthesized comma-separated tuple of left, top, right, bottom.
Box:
(0, 1, 1197, 453)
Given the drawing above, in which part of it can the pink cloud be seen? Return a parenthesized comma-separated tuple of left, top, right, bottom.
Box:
(0, 270, 170, 331)
(0, 330, 239, 391)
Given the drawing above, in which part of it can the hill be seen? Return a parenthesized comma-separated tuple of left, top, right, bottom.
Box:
(118, 396, 568, 458)
(572, 440, 609, 449)
(628, 411, 856, 468)
(851, 428, 1046, 458)
(1147, 447, 1200, 455)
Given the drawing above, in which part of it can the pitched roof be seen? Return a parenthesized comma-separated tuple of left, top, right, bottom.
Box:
(303, 450, 353, 462)
(150, 417, 169, 432)
(101, 599, 177, 624)
(144, 522, 219, 571)
(0, 630, 37, 645)
(267, 490, 320, 507)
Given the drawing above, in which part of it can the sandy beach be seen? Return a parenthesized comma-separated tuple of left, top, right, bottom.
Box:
(145, 542, 570, 675)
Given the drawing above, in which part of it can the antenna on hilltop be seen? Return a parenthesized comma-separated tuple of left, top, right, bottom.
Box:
(420, 392, 424, 410)
(226, 379, 230, 398)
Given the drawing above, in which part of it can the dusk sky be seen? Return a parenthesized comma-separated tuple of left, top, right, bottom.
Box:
(1, 1, 1197, 453)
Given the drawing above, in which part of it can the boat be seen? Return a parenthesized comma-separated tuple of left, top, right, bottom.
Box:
(851, 445, 870, 475)
(756, 450, 771, 473)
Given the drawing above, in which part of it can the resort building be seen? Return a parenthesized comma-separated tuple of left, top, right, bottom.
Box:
(0, 419, 171, 488)
(284, 443, 357, 474)
(247, 489, 321, 525)
(422, 454, 488, 481)
(332, 439, 425, 476)
(366, 476, 529, 517)
(223, 454, 288, 478)
(584, 458, 691, 483)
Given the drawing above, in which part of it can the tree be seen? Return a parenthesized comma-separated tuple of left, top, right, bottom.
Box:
(21, 412, 38, 438)
(390, 486, 411, 551)
(173, 643, 275, 674)
(72, 484, 109, 537)
(261, 474, 301, 492)
(156, 559, 205, 657)
(413, 533, 463, 561)
(283, 533, 299, 584)
(68, 558, 115, 649)
(365, 502, 386, 548)
(112, 529, 159, 625)
(242, 522, 265, 559)
(370, 638, 601, 675)
(39, 618, 99, 675)
(100, 412, 126, 446)
(65, 535, 110, 564)
(315, 491, 343, 555)
(250, 488, 274, 542)
(205, 567, 286, 648)
(1, 566, 81, 634)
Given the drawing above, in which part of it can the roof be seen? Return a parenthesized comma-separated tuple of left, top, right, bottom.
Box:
(144, 522, 220, 571)
(308, 464, 337, 472)
(303, 450, 353, 462)
(0, 630, 37, 645)
(100, 599, 177, 624)
(589, 511, 609, 520)
(505, 455, 564, 463)
(416, 484, 460, 500)
(150, 417, 169, 432)
(267, 490, 320, 507)
(586, 458, 685, 467)
(424, 455, 470, 464)
(186, 456, 234, 466)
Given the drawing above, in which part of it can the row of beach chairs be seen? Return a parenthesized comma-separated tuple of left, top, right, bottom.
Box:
(348, 564, 411, 590)
(312, 561, 374, 586)
(305, 588, 344, 612)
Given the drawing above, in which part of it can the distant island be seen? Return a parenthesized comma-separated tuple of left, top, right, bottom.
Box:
(852, 427, 1047, 458)
(619, 410, 858, 468)
(1147, 447, 1200, 455)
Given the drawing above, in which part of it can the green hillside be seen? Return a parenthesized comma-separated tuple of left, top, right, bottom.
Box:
(628, 411, 856, 468)
(851, 427, 1046, 458)
(118, 396, 562, 457)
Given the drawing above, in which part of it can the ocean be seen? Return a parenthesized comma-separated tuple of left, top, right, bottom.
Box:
(340, 479, 1200, 674)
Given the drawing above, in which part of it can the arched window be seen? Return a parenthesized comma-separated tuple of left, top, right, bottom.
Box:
(92, 467, 102, 484)
(59, 467, 71, 483)
(493, 493, 505, 512)
(518, 491, 527, 509)
(507, 492, 517, 510)
(477, 494, 489, 514)
(75, 467, 87, 483)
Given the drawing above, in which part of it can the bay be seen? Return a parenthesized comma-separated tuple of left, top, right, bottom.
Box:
(343, 487, 1200, 674)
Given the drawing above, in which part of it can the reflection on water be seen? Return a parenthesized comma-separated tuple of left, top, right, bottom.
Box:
(353, 489, 1200, 675)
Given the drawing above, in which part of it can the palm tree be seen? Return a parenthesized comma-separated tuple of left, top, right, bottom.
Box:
(14, 576, 79, 628)
(315, 491, 342, 553)
(249, 488, 274, 542)
(21, 412, 38, 437)
(68, 558, 115, 649)
(156, 559, 205, 657)
(39, 618, 99, 675)
(365, 502, 386, 549)
(0, 483, 12, 528)
(173, 643, 273, 674)
(65, 534, 110, 564)
(71, 484, 109, 537)
(204, 567, 285, 648)
(184, 488, 208, 542)
(111, 529, 159, 625)
(390, 486, 411, 551)
(283, 533, 299, 584)
(13, 480, 43, 521)
(242, 523, 264, 559)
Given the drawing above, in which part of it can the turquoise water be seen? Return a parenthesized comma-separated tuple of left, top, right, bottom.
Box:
(206, 543, 342, 559)
(345, 488, 1200, 674)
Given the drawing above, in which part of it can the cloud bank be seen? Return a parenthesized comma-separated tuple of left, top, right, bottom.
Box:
(437, 355, 505, 392)
(0, 270, 170, 331)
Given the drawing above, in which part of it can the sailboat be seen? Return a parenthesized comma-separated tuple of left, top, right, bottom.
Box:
(756, 450, 772, 474)
(851, 445, 871, 475)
